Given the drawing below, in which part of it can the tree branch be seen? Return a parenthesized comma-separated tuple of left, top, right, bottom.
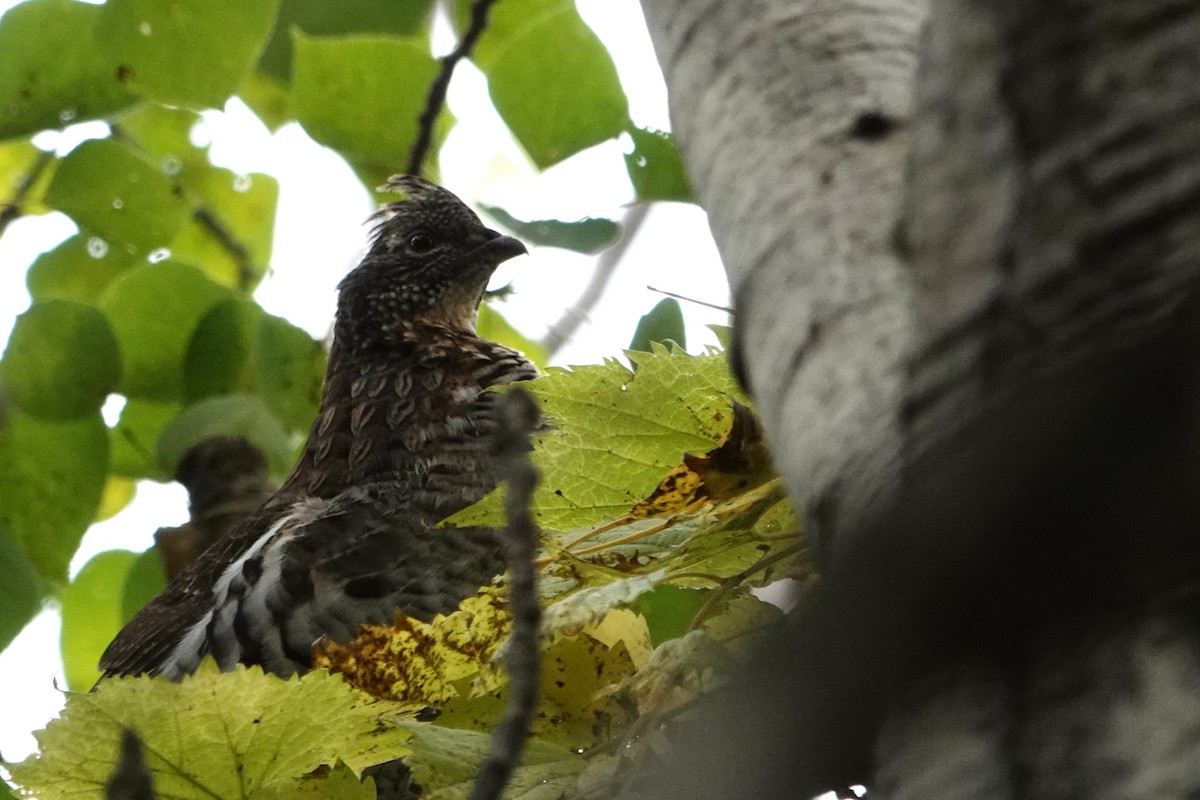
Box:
(407, 0, 501, 177)
(470, 388, 543, 800)
(192, 206, 257, 292)
(540, 203, 650, 356)
(645, 285, 732, 314)
(0, 149, 54, 240)
(109, 126, 261, 291)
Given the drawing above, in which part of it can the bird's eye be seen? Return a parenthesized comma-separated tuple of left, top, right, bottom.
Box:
(407, 232, 436, 253)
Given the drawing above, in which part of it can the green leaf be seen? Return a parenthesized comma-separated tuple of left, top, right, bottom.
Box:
(184, 299, 325, 433)
(96, 0, 280, 109)
(624, 127, 692, 203)
(157, 394, 294, 477)
(26, 233, 138, 304)
(470, 0, 629, 169)
(169, 168, 279, 290)
(0, 300, 121, 420)
(0, 140, 53, 213)
(11, 663, 412, 799)
(95, 475, 137, 522)
(291, 33, 439, 169)
(256, 761, 376, 800)
(238, 71, 293, 130)
(481, 205, 618, 255)
(45, 139, 191, 257)
(395, 721, 583, 800)
(121, 546, 166, 622)
(100, 260, 232, 400)
(113, 104, 207, 175)
(251, 313, 326, 433)
(0, 525, 46, 653)
(708, 323, 733, 351)
(0, 409, 108, 582)
(183, 297, 257, 402)
(0, 0, 136, 141)
(630, 585, 711, 648)
(60, 549, 138, 691)
(109, 399, 180, 481)
(446, 348, 739, 530)
(477, 304, 548, 368)
(629, 298, 686, 354)
(257, 0, 435, 82)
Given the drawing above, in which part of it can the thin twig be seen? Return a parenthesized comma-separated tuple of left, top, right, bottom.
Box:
(540, 203, 650, 357)
(646, 285, 733, 314)
(686, 542, 803, 632)
(469, 388, 543, 800)
(193, 206, 256, 291)
(560, 514, 636, 550)
(110, 125, 261, 290)
(661, 570, 723, 585)
(407, 0, 500, 176)
(571, 517, 676, 557)
(0, 149, 54, 239)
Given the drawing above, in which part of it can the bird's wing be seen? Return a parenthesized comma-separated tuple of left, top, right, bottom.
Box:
(96, 501, 293, 680)
(138, 490, 505, 679)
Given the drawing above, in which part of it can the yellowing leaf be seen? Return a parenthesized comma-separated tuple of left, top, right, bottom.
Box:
(94, 476, 136, 522)
(422, 617, 640, 753)
(314, 590, 512, 706)
(586, 608, 652, 670)
(10, 662, 411, 799)
(255, 761, 377, 800)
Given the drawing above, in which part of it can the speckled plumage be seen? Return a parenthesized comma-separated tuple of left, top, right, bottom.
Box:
(100, 176, 537, 680)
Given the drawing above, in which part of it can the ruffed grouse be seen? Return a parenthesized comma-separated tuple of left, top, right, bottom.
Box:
(100, 176, 537, 680)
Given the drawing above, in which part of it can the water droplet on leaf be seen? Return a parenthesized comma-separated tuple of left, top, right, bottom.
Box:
(232, 174, 252, 193)
(87, 237, 109, 258)
(58, 108, 76, 123)
(111, 197, 124, 209)
(148, 248, 171, 263)
(138, 21, 152, 35)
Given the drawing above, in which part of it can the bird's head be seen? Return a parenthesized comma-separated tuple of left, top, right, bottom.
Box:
(336, 176, 526, 340)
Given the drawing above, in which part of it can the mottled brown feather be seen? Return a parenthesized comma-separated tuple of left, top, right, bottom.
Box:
(99, 177, 537, 680)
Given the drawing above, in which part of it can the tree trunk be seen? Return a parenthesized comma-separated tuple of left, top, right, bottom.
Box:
(633, 0, 1200, 796)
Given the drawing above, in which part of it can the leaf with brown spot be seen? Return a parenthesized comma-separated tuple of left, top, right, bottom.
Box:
(313, 590, 512, 706)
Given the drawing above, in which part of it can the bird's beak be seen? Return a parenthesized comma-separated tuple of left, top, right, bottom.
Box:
(479, 232, 528, 263)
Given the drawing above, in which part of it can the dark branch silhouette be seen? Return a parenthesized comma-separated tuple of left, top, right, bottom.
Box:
(104, 728, 155, 800)
(469, 388, 543, 800)
(406, 0, 502, 177)
(192, 206, 258, 291)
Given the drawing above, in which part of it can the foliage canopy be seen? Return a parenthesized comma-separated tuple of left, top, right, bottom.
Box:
(0, 1, 805, 797)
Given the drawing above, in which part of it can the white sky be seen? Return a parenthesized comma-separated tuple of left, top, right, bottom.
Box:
(0, 0, 730, 763)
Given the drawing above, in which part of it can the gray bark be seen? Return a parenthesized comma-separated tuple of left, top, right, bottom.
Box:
(631, 0, 1200, 796)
